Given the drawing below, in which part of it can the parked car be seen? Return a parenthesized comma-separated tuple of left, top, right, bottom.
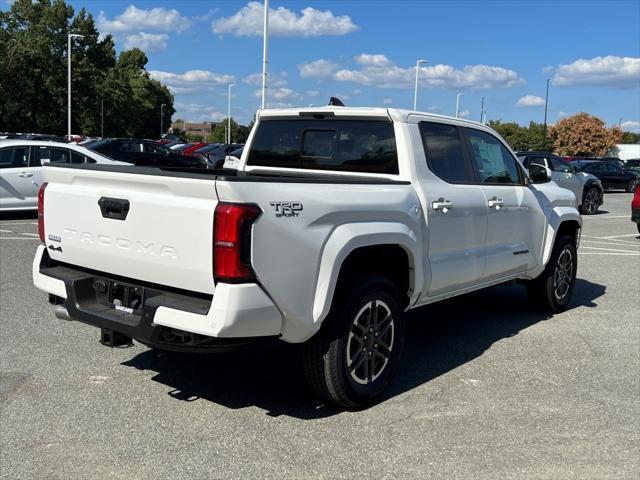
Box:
(88, 138, 206, 168)
(517, 152, 603, 214)
(631, 186, 640, 234)
(169, 142, 195, 153)
(0, 140, 126, 211)
(33, 106, 582, 408)
(624, 159, 640, 173)
(193, 143, 221, 155)
(205, 143, 244, 168)
(181, 142, 209, 156)
(571, 160, 640, 192)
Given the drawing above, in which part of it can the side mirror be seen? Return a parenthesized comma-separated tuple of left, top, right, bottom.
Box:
(528, 163, 552, 184)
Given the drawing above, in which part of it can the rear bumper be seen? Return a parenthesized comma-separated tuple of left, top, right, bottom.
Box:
(32, 245, 282, 351)
(632, 208, 640, 224)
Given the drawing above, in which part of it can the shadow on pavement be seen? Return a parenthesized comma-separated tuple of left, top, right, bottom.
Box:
(0, 210, 38, 220)
(121, 278, 606, 418)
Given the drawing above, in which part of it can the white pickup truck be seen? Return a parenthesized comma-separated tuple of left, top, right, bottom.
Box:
(33, 107, 581, 408)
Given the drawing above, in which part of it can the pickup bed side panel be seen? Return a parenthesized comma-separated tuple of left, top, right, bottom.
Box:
(215, 180, 422, 343)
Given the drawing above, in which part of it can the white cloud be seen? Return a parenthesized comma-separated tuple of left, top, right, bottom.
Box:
(253, 87, 302, 102)
(243, 71, 288, 88)
(458, 109, 471, 118)
(149, 70, 235, 94)
(306, 90, 320, 97)
(516, 94, 546, 107)
(383, 98, 393, 105)
(123, 33, 168, 53)
(552, 56, 640, 89)
(212, 2, 358, 37)
(427, 104, 440, 112)
(97, 6, 191, 33)
(299, 54, 523, 90)
(621, 120, 640, 132)
(542, 65, 554, 74)
(173, 102, 226, 123)
(299, 59, 340, 78)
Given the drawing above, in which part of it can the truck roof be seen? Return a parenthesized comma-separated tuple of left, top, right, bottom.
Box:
(257, 106, 488, 128)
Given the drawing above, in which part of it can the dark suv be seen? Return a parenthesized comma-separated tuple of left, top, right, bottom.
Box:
(88, 139, 206, 168)
(571, 160, 640, 192)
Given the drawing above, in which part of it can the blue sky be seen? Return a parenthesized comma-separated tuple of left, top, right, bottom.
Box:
(24, 1, 640, 129)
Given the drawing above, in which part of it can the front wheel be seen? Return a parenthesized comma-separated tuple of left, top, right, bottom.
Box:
(626, 179, 639, 193)
(580, 187, 601, 215)
(527, 234, 577, 313)
(302, 276, 405, 409)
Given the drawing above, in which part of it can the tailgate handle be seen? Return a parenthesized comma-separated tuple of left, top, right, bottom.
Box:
(98, 197, 130, 220)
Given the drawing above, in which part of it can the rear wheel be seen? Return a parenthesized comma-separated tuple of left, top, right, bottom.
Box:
(302, 275, 404, 409)
(527, 234, 577, 313)
(580, 187, 600, 215)
(626, 178, 639, 193)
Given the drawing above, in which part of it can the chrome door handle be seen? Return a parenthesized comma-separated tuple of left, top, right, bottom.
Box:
(432, 198, 453, 213)
(487, 197, 504, 209)
(18, 172, 33, 178)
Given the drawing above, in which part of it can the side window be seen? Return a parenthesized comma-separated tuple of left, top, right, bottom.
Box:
(71, 151, 87, 164)
(605, 163, 621, 174)
(419, 121, 473, 183)
(0, 147, 29, 168)
(145, 143, 169, 155)
(549, 156, 571, 172)
(49, 148, 71, 163)
(465, 128, 521, 185)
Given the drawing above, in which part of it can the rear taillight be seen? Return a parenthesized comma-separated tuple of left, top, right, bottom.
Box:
(37, 182, 48, 242)
(213, 203, 261, 283)
(632, 187, 640, 208)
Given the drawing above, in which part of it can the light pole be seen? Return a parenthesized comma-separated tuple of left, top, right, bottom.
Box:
(480, 96, 486, 123)
(160, 103, 166, 138)
(542, 79, 550, 150)
(413, 59, 427, 111)
(67, 33, 84, 138)
(455, 92, 463, 118)
(261, 0, 269, 109)
(227, 84, 235, 144)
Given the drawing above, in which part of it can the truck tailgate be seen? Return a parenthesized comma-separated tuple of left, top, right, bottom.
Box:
(42, 166, 217, 294)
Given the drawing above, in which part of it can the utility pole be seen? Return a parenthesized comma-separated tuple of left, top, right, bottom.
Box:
(261, 0, 269, 109)
(160, 103, 166, 138)
(413, 59, 427, 111)
(227, 84, 235, 144)
(480, 96, 485, 123)
(455, 92, 463, 118)
(67, 33, 84, 138)
(542, 78, 550, 150)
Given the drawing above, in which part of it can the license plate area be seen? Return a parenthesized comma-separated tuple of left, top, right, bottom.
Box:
(93, 278, 145, 315)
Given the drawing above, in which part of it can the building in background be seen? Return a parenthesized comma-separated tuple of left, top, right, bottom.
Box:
(616, 144, 640, 160)
(169, 121, 218, 141)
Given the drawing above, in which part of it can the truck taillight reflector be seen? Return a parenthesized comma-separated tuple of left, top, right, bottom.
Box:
(37, 182, 48, 242)
(213, 203, 261, 283)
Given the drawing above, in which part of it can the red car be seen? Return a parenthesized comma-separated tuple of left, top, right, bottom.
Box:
(632, 186, 640, 234)
(182, 142, 208, 156)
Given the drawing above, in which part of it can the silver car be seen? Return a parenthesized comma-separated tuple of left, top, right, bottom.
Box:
(0, 140, 126, 211)
(518, 152, 604, 215)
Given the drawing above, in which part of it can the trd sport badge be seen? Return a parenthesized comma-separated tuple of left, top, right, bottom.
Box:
(269, 201, 303, 218)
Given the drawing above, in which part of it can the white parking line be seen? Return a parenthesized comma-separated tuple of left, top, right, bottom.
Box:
(581, 239, 640, 248)
(582, 215, 631, 220)
(579, 252, 640, 256)
(599, 234, 640, 239)
(19, 233, 39, 237)
(0, 229, 13, 233)
(580, 246, 639, 253)
(0, 222, 37, 226)
(0, 237, 40, 240)
(582, 235, 639, 245)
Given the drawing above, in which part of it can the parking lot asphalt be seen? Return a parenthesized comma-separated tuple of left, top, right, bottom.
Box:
(1, 193, 639, 480)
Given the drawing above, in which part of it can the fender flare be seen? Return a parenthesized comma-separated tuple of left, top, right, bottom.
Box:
(312, 222, 423, 325)
(541, 207, 582, 267)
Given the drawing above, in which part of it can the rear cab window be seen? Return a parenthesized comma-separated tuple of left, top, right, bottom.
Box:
(419, 121, 474, 183)
(247, 119, 398, 174)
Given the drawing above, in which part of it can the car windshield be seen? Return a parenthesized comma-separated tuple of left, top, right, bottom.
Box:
(196, 144, 221, 154)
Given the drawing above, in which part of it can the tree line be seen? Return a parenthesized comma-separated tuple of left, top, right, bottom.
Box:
(0, 0, 174, 138)
(490, 113, 636, 157)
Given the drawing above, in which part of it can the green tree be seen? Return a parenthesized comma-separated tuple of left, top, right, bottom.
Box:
(207, 118, 242, 143)
(0, 0, 174, 137)
(621, 131, 640, 144)
(488, 120, 529, 150)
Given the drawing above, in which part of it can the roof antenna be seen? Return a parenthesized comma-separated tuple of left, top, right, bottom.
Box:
(328, 97, 345, 107)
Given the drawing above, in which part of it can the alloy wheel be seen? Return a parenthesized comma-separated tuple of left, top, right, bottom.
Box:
(583, 189, 599, 214)
(553, 247, 574, 302)
(346, 300, 395, 385)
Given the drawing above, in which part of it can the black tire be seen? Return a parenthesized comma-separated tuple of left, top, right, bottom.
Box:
(637, 223, 640, 235)
(527, 234, 577, 313)
(580, 187, 600, 215)
(302, 275, 405, 409)
(626, 179, 639, 193)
